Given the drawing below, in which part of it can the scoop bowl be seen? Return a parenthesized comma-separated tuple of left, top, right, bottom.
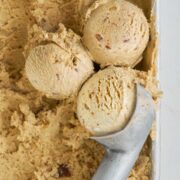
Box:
(92, 84, 155, 180)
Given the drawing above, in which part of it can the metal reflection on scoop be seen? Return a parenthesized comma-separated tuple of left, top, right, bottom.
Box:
(92, 84, 155, 180)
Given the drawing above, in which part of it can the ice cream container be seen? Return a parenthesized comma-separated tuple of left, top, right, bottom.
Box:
(92, 0, 160, 179)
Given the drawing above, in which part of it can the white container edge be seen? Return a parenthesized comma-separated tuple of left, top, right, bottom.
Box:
(152, 0, 160, 179)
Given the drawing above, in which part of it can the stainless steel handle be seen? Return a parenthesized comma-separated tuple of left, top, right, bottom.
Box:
(92, 84, 155, 180)
(93, 144, 144, 180)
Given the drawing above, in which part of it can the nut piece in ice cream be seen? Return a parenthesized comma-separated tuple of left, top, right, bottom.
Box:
(82, 0, 149, 67)
(77, 66, 136, 136)
(25, 42, 94, 99)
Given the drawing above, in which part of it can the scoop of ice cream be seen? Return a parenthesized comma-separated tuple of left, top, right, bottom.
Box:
(25, 24, 94, 99)
(82, 0, 149, 67)
(26, 42, 94, 99)
(77, 66, 136, 136)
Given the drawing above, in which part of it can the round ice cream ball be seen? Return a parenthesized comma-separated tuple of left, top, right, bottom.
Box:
(82, 0, 149, 67)
(77, 66, 136, 136)
(25, 43, 94, 99)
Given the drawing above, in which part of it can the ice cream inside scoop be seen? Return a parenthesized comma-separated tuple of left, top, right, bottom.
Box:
(77, 66, 136, 136)
(82, 0, 149, 67)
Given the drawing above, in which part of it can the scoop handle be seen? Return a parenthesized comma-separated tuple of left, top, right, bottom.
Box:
(92, 145, 142, 180)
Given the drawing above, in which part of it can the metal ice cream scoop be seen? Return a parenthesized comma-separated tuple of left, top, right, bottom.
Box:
(92, 84, 155, 180)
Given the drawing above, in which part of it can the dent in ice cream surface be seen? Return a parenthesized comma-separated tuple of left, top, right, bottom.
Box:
(83, 0, 149, 67)
(77, 66, 136, 136)
(25, 24, 94, 100)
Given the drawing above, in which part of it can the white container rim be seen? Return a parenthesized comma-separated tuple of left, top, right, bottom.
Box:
(152, 0, 161, 180)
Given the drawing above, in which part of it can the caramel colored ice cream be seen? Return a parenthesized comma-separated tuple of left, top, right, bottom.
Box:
(77, 66, 136, 136)
(0, 87, 105, 180)
(30, 0, 96, 33)
(0, 0, 159, 180)
(82, 0, 149, 67)
(0, 0, 30, 77)
(25, 24, 94, 99)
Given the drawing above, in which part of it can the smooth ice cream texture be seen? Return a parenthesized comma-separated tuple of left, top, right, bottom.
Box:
(77, 66, 136, 136)
(25, 25, 94, 99)
(83, 0, 149, 67)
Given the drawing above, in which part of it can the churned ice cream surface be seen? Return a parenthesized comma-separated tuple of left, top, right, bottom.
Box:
(0, 0, 159, 180)
(0, 88, 105, 180)
(30, 0, 95, 33)
(0, 0, 31, 78)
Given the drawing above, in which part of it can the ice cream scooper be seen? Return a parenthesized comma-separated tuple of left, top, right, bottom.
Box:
(92, 84, 155, 180)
